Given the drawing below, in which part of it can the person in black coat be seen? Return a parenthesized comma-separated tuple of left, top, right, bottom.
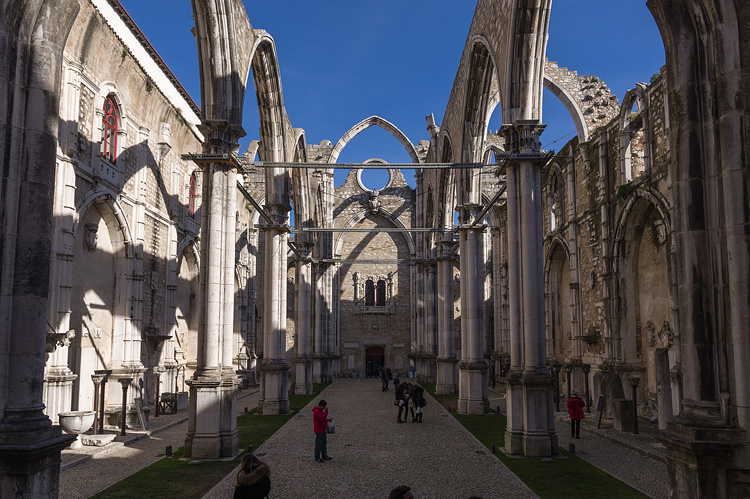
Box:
(395, 381, 407, 423)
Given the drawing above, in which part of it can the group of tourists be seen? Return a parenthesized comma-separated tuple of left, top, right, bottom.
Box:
(393, 380, 426, 423)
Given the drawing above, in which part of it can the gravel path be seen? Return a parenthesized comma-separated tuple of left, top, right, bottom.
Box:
(204, 378, 537, 499)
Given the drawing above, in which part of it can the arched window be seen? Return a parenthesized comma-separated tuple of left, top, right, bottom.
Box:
(365, 280, 375, 306)
(189, 172, 198, 218)
(101, 96, 118, 162)
(376, 279, 386, 306)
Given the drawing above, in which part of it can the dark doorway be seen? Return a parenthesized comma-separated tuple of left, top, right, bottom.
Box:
(366, 346, 385, 378)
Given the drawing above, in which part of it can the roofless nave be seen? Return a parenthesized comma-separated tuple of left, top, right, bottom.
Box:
(1, 1, 749, 498)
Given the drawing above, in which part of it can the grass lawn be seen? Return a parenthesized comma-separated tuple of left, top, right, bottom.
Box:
(422, 383, 647, 499)
(92, 386, 326, 499)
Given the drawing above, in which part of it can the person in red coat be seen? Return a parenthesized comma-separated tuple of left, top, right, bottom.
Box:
(567, 390, 586, 439)
(312, 400, 332, 462)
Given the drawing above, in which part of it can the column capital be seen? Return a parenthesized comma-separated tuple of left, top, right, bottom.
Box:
(500, 120, 546, 155)
(198, 119, 246, 156)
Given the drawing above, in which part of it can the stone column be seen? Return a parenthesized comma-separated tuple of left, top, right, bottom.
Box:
(457, 205, 487, 414)
(503, 121, 556, 457)
(312, 263, 326, 384)
(44, 156, 78, 423)
(292, 243, 314, 394)
(436, 239, 457, 394)
(0, 3, 80, 495)
(257, 202, 291, 415)
(184, 121, 242, 459)
(423, 262, 438, 382)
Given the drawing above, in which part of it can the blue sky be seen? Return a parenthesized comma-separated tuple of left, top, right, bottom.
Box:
(120, 1, 665, 189)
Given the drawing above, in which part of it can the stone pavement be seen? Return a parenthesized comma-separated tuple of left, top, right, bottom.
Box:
(58, 387, 260, 499)
(204, 378, 537, 499)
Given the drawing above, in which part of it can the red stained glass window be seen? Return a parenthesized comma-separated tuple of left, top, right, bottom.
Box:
(101, 96, 118, 162)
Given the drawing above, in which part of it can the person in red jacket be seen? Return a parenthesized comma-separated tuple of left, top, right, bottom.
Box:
(567, 390, 586, 439)
(312, 400, 332, 462)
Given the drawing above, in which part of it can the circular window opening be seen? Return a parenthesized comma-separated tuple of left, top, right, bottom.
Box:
(357, 166, 392, 193)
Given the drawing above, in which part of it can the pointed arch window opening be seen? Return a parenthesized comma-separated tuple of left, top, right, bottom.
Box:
(101, 96, 118, 163)
(189, 172, 199, 219)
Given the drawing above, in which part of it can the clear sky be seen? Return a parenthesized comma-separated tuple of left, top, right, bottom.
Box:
(119, 1, 665, 190)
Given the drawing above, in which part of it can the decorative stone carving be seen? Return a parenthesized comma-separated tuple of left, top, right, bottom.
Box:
(46, 329, 76, 353)
(84, 223, 98, 251)
(647, 320, 674, 348)
(368, 190, 382, 213)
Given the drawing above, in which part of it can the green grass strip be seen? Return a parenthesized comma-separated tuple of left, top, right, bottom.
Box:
(422, 383, 647, 499)
(92, 386, 326, 499)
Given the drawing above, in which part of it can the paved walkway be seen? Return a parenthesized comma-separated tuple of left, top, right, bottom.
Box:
(58, 388, 260, 499)
(58, 380, 669, 499)
(204, 379, 536, 499)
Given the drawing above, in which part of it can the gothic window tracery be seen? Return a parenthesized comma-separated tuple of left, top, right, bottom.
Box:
(354, 272, 394, 313)
(101, 95, 118, 162)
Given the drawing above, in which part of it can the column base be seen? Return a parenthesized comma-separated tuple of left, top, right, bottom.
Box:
(184, 370, 238, 459)
(520, 370, 555, 457)
(257, 359, 290, 415)
(457, 361, 487, 414)
(658, 404, 747, 498)
(436, 358, 457, 394)
(0, 424, 76, 499)
(292, 358, 313, 395)
(505, 371, 525, 455)
(43, 369, 78, 424)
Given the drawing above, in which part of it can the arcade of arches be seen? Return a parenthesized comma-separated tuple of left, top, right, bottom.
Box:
(1, 0, 749, 497)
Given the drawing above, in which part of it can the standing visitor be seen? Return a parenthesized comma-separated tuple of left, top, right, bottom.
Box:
(411, 383, 425, 423)
(567, 390, 585, 439)
(395, 381, 407, 423)
(313, 400, 333, 462)
(381, 366, 389, 392)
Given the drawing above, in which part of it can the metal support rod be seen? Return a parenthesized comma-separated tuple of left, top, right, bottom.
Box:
(471, 184, 508, 227)
(237, 181, 273, 225)
(251, 162, 487, 169)
(299, 227, 454, 233)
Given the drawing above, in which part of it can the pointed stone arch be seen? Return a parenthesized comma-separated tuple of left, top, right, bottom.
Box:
(333, 208, 416, 258)
(327, 115, 421, 164)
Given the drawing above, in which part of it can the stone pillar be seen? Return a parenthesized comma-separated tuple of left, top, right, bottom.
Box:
(184, 121, 242, 459)
(312, 263, 326, 384)
(44, 156, 78, 423)
(436, 239, 457, 394)
(457, 205, 487, 414)
(257, 202, 291, 415)
(292, 243, 314, 395)
(422, 262, 438, 382)
(503, 121, 556, 457)
(0, 3, 81, 495)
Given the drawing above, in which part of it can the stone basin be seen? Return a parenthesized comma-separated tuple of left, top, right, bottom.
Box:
(58, 410, 96, 434)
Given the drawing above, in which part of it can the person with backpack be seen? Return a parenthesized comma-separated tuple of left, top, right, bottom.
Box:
(410, 383, 425, 422)
(233, 453, 271, 499)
